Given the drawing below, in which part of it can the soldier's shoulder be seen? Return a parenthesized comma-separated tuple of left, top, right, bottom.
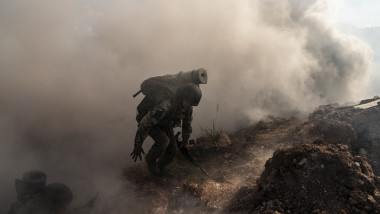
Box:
(7, 194, 43, 214)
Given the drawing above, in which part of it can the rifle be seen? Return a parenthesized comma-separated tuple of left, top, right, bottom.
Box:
(133, 90, 142, 98)
(175, 131, 209, 177)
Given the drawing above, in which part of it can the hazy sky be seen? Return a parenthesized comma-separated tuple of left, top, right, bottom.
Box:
(337, 0, 380, 28)
(336, 0, 380, 95)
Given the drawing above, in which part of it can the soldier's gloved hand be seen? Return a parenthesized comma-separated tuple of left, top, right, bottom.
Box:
(182, 141, 191, 150)
(130, 146, 145, 162)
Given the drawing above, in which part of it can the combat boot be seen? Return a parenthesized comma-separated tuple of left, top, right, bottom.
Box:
(157, 162, 175, 178)
(145, 154, 159, 176)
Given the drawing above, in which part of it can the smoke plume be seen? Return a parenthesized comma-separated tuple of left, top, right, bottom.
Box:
(0, 0, 372, 212)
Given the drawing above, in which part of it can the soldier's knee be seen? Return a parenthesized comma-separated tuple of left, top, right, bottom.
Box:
(153, 138, 170, 151)
(162, 149, 177, 161)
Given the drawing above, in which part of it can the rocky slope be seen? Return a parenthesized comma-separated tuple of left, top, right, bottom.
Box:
(123, 99, 380, 213)
(229, 140, 380, 213)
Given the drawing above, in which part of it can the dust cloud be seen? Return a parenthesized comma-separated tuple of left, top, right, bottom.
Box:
(0, 0, 372, 212)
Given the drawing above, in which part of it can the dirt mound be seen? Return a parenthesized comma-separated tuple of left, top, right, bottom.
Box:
(308, 101, 380, 174)
(312, 119, 357, 147)
(228, 140, 380, 213)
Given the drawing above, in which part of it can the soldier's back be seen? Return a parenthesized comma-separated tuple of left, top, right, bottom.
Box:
(8, 194, 47, 214)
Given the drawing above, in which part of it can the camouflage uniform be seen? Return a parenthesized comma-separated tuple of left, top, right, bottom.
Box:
(8, 171, 73, 214)
(134, 93, 193, 172)
(7, 194, 43, 214)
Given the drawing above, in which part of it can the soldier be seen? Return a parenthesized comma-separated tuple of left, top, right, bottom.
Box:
(8, 170, 47, 214)
(131, 73, 204, 176)
(40, 183, 73, 214)
(8, 171, 73, 214)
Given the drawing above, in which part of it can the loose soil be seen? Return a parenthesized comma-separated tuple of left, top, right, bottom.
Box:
(123, 104, 380, 213)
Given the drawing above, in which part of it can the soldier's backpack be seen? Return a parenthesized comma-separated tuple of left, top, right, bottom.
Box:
(134, 69, 208, 123)
(135, 74, 180, 123)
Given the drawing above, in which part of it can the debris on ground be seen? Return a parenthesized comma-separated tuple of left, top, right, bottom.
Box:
(228, 139, 380, 213)
(123, 97, 380, 213)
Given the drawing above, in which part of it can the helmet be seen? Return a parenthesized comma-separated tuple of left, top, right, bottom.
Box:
(42, 183, 73, 209)
(177, 83, 202, 106)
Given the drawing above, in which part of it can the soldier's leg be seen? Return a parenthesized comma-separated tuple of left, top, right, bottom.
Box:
(145, 126, 170, 175)
(157, 128, 178, 173)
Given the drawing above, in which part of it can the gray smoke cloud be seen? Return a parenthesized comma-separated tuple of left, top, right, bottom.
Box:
(0, 0, 372, 212)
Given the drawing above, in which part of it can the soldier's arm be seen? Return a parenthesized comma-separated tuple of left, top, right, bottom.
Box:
(182, 106, 193, 144)
(134, 100, 172, 147)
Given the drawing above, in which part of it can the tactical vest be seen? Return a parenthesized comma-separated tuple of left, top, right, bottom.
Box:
(8, 194, 42, 214)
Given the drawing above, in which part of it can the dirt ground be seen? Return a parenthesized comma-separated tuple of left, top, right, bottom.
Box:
(228, 140, 380, 213)
(124, 117, 314, 213)
(123, 103, 380, 213)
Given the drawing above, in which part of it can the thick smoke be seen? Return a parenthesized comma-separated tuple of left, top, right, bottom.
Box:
(0, 0, 372, 212)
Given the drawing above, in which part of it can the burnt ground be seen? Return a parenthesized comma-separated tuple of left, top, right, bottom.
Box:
(123, 102, 380, 213)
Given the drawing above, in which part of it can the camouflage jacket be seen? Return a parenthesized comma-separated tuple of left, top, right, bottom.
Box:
(134, 94, 193, 148)
(8, 194, 43, 214)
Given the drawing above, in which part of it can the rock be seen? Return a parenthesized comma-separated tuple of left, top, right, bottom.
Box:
(359, 148, 367, 156)
(217, 132, 232, 147)
(352, 107, 380, 147)
(298, 158, 308, 166)
(246, 135, 254, 141)
(375, 176, 380, 184)
(183, 182, 200, 197)
(374, 189, 380, 201)
(354, 162, 361, 167)
(367, 195, 376, 204)
(223, 153, 232, 159)
(312, 119, 356, 147)
(267, 200, 274, 209)
(349, 197, 358, 205)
